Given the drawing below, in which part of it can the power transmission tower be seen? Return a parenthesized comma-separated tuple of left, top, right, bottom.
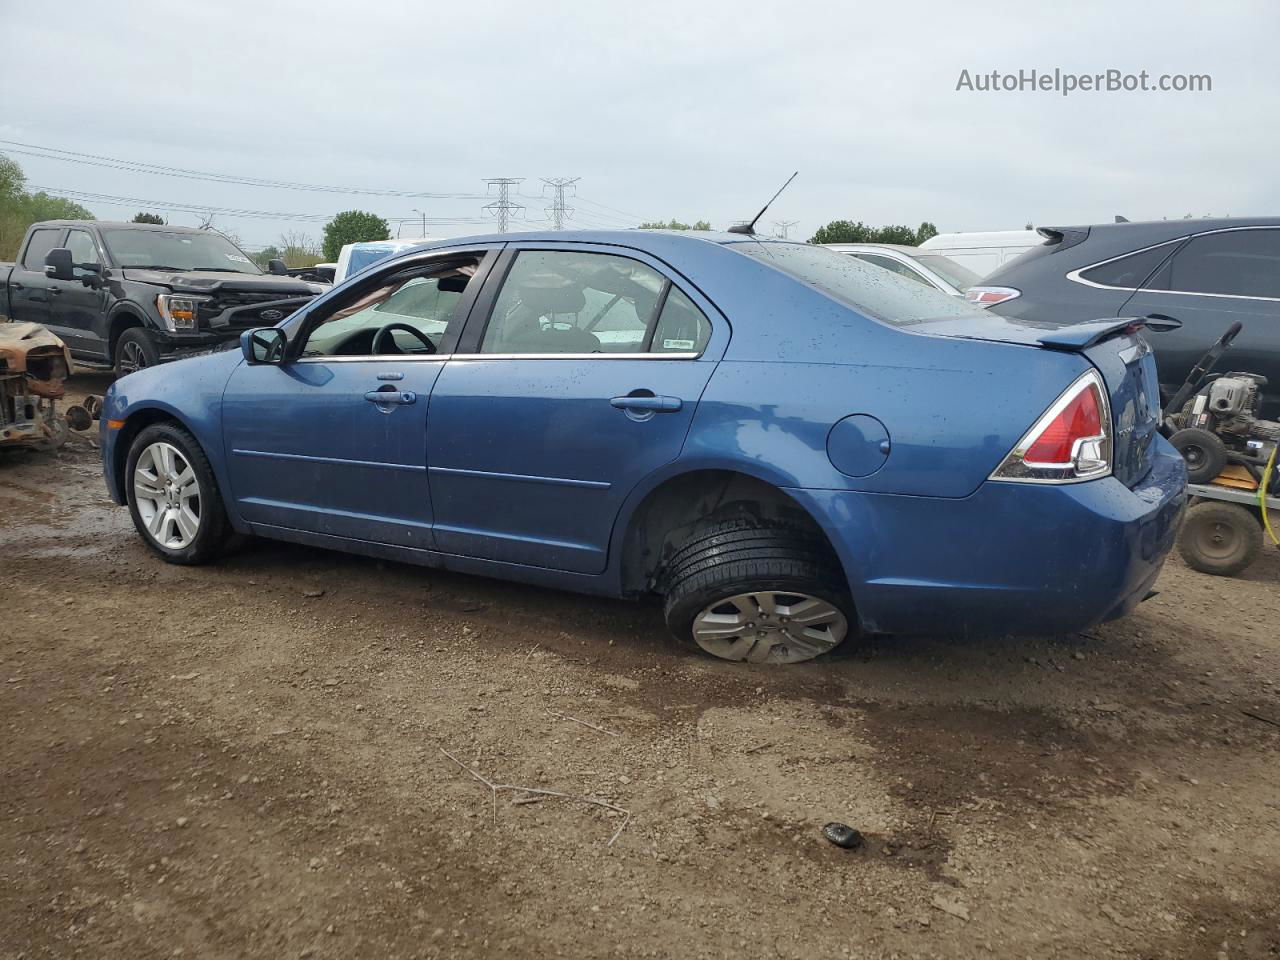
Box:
(482, 178, 525, 233)
(542, 177, 580, 230)
(772, 220, 798, 239)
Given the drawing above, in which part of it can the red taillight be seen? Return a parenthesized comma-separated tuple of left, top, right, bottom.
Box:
(990, 371, 1113, 483)
(965, 286, 1021, 308)
(1023, 385, 1103, 467)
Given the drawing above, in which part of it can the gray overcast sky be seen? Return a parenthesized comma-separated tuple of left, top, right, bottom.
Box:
(2, 0, 1276, 249)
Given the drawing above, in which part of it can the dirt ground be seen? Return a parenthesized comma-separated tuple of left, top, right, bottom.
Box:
(2, 373, 1279, 960)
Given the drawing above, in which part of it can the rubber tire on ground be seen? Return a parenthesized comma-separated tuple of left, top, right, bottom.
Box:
(1169, 427, 1228, 485)
(125, 421, 235, 565)
(114, 327, 160, 378)
(660, 519, 854, 662)
(1177, 501, 1262, 577)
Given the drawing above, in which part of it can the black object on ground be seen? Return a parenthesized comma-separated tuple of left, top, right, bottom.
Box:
(822, 822, 865, 849)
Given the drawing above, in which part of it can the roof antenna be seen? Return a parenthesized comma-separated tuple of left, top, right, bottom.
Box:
(728, 171, 798, 235)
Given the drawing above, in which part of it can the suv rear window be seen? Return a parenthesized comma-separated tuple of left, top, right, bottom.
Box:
(732, 241, 988, 326)
(1079, 242, 1178, 289)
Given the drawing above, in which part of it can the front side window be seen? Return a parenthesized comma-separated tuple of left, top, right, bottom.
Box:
(102, 229, 262, 274)
(480, 250, 708, 355)
(1162, 230, 1280, 299)
(299, 258, 479, 357)
(65, 230, 100, 267)
(22, 229, 61, 271)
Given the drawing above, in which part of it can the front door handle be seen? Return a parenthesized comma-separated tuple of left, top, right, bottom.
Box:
(47, 286, 62, 296)
(363, 389, 417, 405)
(610, 394, 682, 413)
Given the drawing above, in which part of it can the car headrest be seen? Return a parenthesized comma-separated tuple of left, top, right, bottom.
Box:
(518, 274, 586, 315)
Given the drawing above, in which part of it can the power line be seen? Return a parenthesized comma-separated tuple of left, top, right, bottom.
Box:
(1, 139, 488, 199)
(542, 177, 579, 230)
(482, 178, 525, 233)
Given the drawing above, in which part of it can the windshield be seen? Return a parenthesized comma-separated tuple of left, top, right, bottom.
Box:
(103, 230, 262, 274)
(732, 241, 990, 327)
(914, 253, 981, 291)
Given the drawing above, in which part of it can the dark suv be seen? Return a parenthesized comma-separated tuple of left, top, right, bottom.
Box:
(0, 221, 320, 377)
(968, 217, 1280, 416)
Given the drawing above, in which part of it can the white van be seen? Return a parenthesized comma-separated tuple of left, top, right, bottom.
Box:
(918, 230, 1040, 278)
(334, 238, 438, 285)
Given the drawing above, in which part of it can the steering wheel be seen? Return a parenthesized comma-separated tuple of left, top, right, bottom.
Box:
(372, 322, 436, 355)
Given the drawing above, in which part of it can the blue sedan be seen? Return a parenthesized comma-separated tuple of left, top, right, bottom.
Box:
(100, 231, 1186, 663)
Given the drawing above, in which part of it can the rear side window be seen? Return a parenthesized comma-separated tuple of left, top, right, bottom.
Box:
(1162, 229, 1280, 299)
(22, 229, 61, 270)
(651, 287, 711, 353)
(733, 241, 987, 326)
(1079, 242, 1177, 289)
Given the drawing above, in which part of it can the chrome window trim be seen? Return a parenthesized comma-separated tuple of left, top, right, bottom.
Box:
(1067, 226, 1280, 301)
(292, 352, 700, 363)
(453, 352, 700, 361)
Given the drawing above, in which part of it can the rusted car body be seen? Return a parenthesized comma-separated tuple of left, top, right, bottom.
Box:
(0, 321, 73, 449)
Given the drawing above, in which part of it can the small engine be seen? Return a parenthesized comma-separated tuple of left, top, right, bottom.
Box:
(1171, 372, 1280, 449)
(1206, 374, 1263, 418)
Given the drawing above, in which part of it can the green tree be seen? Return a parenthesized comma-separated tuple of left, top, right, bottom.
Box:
(809, 220, 939, 246)
(251, 244, 283, 269)
(0, 155, 95, 260)
(637, 219, 712, 231)
(322, 210, 390, 261)
(132, 212, 165, 224)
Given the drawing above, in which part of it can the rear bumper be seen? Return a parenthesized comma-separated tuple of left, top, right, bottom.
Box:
(789, 438, 1187, 637)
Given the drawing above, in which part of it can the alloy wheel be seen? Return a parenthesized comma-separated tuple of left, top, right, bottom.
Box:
(691, 591, 848, 664)
(119, 341, 148, 374)
(133, 441, 202, 549)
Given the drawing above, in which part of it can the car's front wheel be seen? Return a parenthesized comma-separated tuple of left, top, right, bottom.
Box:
(661, 520, 854, 664)
(125, 422, 234, 564)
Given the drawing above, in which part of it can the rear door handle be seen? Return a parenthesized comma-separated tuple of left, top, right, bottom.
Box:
(47, 286, 61, 296)
(364, 389, 417, 405)
(610, 394, 682, 413)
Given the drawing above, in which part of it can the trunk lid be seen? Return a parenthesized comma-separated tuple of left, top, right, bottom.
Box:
(915, 313, 1162, 488)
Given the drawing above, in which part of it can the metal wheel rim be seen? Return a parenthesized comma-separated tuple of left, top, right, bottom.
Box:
(691, 590, 848, 664)
(133, 441, 202, 549)
(1193, 518, 1242, 561)
(120, 341, 148, 374)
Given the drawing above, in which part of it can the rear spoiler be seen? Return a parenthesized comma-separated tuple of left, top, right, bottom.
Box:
(1035, 225, 1090, 253)
(1037, 314, 1181, 351)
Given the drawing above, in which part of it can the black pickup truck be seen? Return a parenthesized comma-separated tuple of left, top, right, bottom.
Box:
(0, 220, 322, 376)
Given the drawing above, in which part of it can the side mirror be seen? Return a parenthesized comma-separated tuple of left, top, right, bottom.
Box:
(241, 327, 287, 365)
(267, 258, 288, 275)
(44, 248, 75, 281)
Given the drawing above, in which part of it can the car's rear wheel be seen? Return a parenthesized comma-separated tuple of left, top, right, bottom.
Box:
(125, 422, 234, 564)
(661, 520, 854, 664)
(115, 328, 159, 378)
(1178, 501, 1262, 577)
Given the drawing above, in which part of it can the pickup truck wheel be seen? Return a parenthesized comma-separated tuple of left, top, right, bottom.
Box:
(125, 422, 233, 565)
(661, 520, 854, 664)
(115, 328, 159, 377)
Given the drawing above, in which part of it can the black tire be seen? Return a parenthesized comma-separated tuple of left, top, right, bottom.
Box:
(125, 421, 234, 565)
(1169, 427, 1228, 484)
(114, 327, 160, 378)
(660, 519, 855, 664)
(1177, 501, 1262, 577)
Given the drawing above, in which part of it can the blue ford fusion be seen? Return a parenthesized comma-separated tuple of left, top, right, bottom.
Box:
(100, 231, 1186, 664)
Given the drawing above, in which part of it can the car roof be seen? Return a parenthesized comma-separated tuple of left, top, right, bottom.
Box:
(1045, 216, 1280, 244)
(32, 220, 211, 234)
(399, 228, 789, 252)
